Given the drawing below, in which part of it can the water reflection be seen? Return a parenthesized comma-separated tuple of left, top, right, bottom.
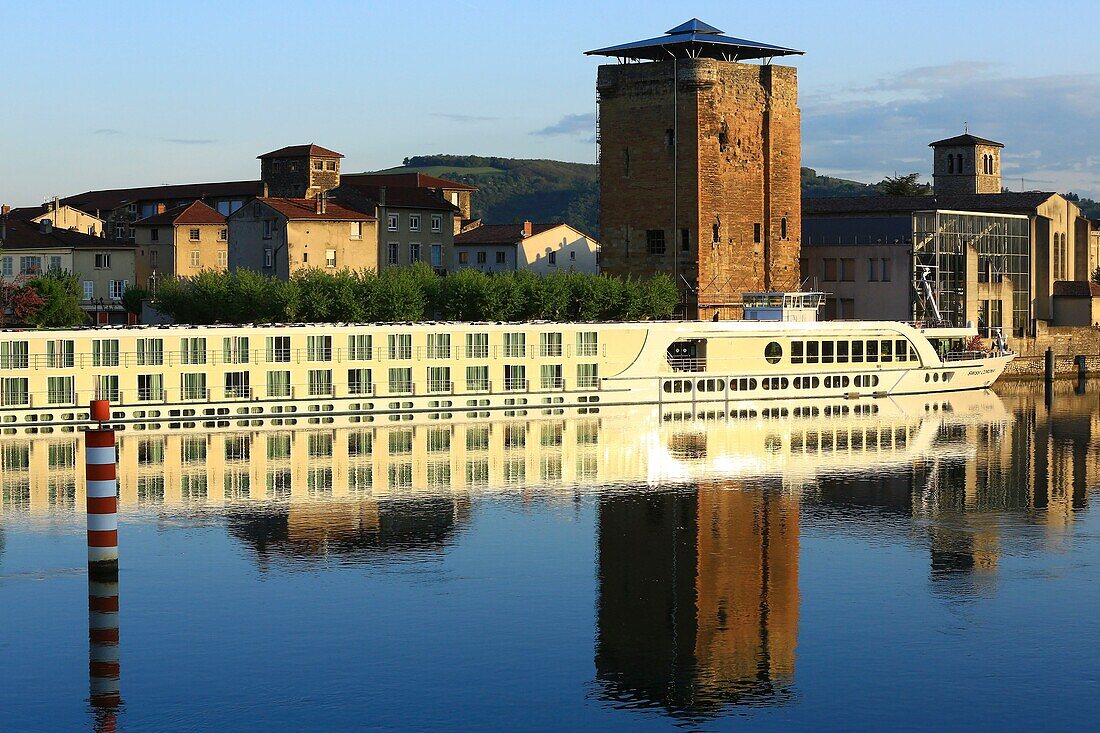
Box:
(5, 385, 1100, 726)
(595, 483, 798, 718)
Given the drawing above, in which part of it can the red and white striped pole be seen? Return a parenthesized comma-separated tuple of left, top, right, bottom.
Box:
(86, 399, 118, 576)
(88, 576, 121, 723)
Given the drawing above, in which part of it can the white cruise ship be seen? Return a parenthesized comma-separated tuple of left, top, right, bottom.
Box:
(0, 293, 1013, 434)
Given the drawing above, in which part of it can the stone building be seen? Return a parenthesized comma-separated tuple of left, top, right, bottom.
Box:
(4, 200, 104, 237)
(341, 172, 477, 234)
(587, 19, 804, 319)
(258, 144, 343, 199)
(132, 201, 228, 288)
(453, 221, 600, 275)
(930, 133, 1004, 195)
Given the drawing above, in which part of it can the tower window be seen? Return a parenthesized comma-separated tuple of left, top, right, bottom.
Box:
(957, 154, 964, 173)
(712, 217, 720, 244)
(622, 148, 630, 178)
(948, 155, 955, 174)
(718, 123, 729, 153)
(753, 223, 761, 244)
(646, 230, 666, 255)
(781, 217, 788, 240)
(665, 129, 675, 148)
(681, 229, 690, 251)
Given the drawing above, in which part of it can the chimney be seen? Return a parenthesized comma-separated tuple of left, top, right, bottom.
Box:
(522, 220, 533, 237)
(53, 195, 59, 213)
(379, 186, 386, 207)
(1, 205, 9, 217)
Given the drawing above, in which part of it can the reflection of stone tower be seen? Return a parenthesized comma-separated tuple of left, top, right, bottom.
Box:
(587, 20, 804, 320)
(594, 483, 799, 715)
(930, 133, 1003, 195)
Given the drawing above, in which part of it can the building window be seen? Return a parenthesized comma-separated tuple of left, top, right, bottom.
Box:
(308, 369, 333, 396)
(388, 333, 412, 360)
(150, 249, 159, 268)
(19, 256, 41, 275)
(431, 214, 442, 232)
(94, 253, 111, 269)
(465, 333, 488, 359)
(426, 333, 450, 359)
(265, 336, 289, 364)
(262, 220, 272, 239)
(48, 256, 62, 272)
(577, 363, 599, 389)
(410, 243, 421, 262)
(92, 339, 120, 367)
(189, 228, 200, 242)
(409, 214, 421, 232)
(348, 368, 372, 395)
(1, 257, 11, 277)
(313, 160, 323, 171)
(431, 244, 443, 267)
(83, 281, 94, 300)
(347, 334, 374, 358)
(326, 160, 336, 171)
(217, 250, 227, 268)
(753, 223, 762, 244)
(326, 249, 336, 268)
(868, 258, 878, 282)
(466, 365, 489, 391)
(266, 370, 291, 398)
(108, 280, 128, 300)
(504, 364, 526, 390)
(218, 228, 227, 242)
(548, 251, 557, 265)
(350, 221, 362, 239)
(781, 217, 788, 240)
(428, 366, 451, 392)
(190, 251, 201, 268)
(388, 243, 399, 265)
(823, 258, 837, 282)
(540, 332, 562, 357)
(458, 251, 469, 264)
(496, 251, 506, 264)
(307, 335, 332, 362)
(476, 251, 487, 264)
(273, 161, 282, 173)
(577, 331, 598, 357)
(840, 259, 855, 282)
(151, 228, 159, 242)
(646, 230, 666, 255)
(388, 214, 399, 231)
(881, 258, 891, 282)
(570, 251, 576, 261)
(388, 367, 412, 394)
(263, 248, 273, 268)
(503, 332, 526, 358)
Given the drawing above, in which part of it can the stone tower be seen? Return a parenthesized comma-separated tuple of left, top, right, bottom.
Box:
(259, 143, 344, 199)
(587, 19, 804, 319)
(930, 133, 1003, 195)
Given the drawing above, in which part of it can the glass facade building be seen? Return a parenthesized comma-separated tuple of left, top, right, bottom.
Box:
(913, 211, 1031, 336)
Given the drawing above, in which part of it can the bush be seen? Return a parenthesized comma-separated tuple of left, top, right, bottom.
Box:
(27, 272, 85, 327)
(150, 267, 680, 325)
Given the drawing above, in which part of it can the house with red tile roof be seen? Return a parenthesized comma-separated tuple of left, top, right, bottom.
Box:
(132, 201, 228, 287)
(227, 195, 378, 278)
(453, 221, 600, 275)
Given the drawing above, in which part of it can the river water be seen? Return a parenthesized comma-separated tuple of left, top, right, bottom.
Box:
(2, 381, 1099, 731)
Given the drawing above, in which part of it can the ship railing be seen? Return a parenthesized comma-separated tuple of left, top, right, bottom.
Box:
(666, 356, 707, 372)
(942, 350, 991, 363)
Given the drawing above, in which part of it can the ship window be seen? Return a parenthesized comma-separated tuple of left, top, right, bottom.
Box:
(837, 341, 849, 364)
(851, 341, 864, 363)
(822, 341, 834, 364)
(866, 340, 879, 362)
(791, 341, 803, 364)
(764, 342, 782, 364)
(895, 339, 908, 362)
(806, 341, 819, 364)
(880, 340, 893, 362)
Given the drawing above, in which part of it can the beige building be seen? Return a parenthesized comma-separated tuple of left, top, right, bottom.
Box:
(133, 201, 228, 288)
(342, 172, 477, 233)
(228, 196, 378, 278)
(1051, 280, 1100, 327)
(453, 222, 600, 274)
(5, 201, 104, 236)
(335, 184, 459, 273)
(0, 215, 136, 324)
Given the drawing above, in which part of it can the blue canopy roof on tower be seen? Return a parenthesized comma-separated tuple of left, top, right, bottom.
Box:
(585, 18, 803, 61)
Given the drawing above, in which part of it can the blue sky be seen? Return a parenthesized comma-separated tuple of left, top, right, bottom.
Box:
(2, 0, 1098, 205)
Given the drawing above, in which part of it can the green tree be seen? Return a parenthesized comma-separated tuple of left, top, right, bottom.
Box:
(1092, 266, 1100, 286)
(121, 285, 150, 316)
(878, 173, 931, 196)
(27, 272, 85, 327)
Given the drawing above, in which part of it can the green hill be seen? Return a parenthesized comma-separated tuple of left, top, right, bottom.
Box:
(374, 155, 879, 238)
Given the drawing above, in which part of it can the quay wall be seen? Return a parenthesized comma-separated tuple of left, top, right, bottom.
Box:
(1001, 322, 1100, 378)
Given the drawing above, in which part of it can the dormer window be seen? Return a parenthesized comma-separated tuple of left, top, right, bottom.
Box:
(313, 160, 323, 171)
(325, 160, 337, 171)
(273, 160, 282, 173)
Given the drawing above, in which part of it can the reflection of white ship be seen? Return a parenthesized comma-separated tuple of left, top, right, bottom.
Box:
(0, 390, 1010, 516)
